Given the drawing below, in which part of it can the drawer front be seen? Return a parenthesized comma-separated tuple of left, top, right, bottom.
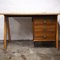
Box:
(34, 32, 55, 37)
(33, 32, 56, 41)
(34, 37, 55, 41)
(34, 28, 56, 32)
(34, 25, 56, 29)
(34, 19, 56, 25)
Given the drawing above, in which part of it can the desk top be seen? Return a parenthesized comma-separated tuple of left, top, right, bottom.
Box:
(0, 13, 60, 15)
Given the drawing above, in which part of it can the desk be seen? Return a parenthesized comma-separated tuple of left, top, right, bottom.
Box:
(3, 13, 58, 49)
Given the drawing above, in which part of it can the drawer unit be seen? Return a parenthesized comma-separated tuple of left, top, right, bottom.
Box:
(33, 15, 57, 42)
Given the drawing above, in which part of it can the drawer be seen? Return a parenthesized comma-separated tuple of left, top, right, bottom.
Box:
(34, 25, 56, 29)
(34, 19, 56, 25)
(34, 28, 56, 32)
(34, 37, 55, 41)
(34, 32, 55, 37)
(33, 31, 56, 41)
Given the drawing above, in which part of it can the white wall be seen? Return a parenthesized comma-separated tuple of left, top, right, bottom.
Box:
(0, 0, 60, 13)
(9, 17, 33, 40)
(58, 15, 60, 40)
(0, 15, 4, 40)
(0, 0, 60, 40)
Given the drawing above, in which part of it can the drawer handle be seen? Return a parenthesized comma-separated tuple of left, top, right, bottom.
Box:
(43, 29, 47, 31)
(42, 35, 47, 39)
(43, 20, 47, 24)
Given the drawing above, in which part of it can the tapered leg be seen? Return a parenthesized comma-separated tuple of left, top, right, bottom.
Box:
(7, 20, 11, 42)
(4, 16, 7, 49)
(56, 17, 58, 49)
(56, 25, 58, 48)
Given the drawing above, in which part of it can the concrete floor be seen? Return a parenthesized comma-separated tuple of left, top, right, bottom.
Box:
(0, 40, 60, 60)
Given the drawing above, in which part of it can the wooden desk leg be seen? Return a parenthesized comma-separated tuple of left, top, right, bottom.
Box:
(56, 32, 58, 48)
(7, 20, 11, 42)
(4, 16, 7, 49)
(56, 16, 58, 49)
(56, 24, 58, 49)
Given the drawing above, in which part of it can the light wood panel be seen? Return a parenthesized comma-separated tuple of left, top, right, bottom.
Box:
(7, 19, 11, 42)
(56, 16, 58, 48)
(4, 16, 7, 49)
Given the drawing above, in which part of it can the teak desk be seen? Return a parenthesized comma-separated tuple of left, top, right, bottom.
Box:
(3, 13, 58, 49)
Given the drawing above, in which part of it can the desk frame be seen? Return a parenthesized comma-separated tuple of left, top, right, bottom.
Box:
(4, 14, 58, 49)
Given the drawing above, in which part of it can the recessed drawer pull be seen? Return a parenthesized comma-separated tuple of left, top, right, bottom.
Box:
(43, 28, 47, 31)
(42, 35, 47, 39)
(43, 20, 47, 24)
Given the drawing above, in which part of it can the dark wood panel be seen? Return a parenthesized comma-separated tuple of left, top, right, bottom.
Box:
(34, 25, 56, 29)
(34, 28, 56, 32)
(33, 18, 56, 25)
(33, 15, 57, 42)
(34, 32, 56, 37)
(34, 37, 55, 41)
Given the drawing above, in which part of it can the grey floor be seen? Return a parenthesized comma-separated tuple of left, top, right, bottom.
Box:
(0, 40, 60, 60)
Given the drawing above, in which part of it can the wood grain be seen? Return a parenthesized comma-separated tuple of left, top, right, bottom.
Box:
(56, 16, 58, 48)
(7, 19, 11, 42)
(4, 16, 7, 49)
(33, 15, 57, 42)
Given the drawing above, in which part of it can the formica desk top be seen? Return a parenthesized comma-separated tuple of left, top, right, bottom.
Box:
(0, 13, 59, 16)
